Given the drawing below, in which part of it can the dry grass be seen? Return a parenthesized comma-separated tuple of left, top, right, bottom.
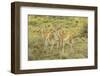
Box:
(28, 15, 88, 60)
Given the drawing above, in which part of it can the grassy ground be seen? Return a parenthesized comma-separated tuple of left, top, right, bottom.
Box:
(28, 15, 88, 60)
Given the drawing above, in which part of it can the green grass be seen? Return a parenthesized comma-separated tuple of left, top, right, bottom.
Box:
(28, 15, 88, 60)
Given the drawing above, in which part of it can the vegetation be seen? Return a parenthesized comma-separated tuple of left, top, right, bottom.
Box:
(28, 15, 88, 60)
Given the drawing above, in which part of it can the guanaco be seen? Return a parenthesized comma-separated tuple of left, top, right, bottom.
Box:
(40, 27, 58, 51)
